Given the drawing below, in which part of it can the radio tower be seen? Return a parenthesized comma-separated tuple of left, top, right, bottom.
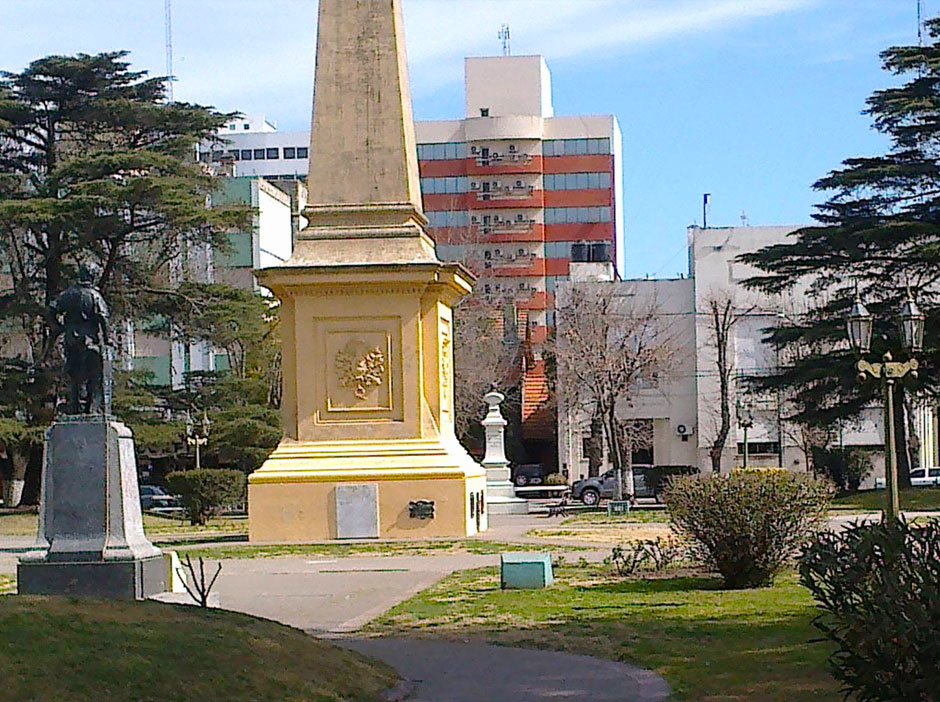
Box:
(498, 24, 511, 56)
(165, 0, 174, 102)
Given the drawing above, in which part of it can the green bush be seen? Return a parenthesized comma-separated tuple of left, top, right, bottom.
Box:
(544, 472, 568, 485)
(166, 469, 246, 526)
(799, 520, 940, 702)
(664, 471, 832, 588)
(811, 447, 872, 493)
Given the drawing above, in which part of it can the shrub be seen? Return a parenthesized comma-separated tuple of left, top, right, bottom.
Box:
(605, 536, 688, 576)
(166, 469, 247, 525)
(811, 447, 872, 493)
(664, 471, 832, 589)
(799, 520, 940, 702)
(545, 472, 568, 486)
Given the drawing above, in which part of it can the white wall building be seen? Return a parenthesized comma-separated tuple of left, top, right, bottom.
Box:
(557, 225, 890, 483)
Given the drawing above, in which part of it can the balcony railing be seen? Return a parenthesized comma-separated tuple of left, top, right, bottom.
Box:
(474, 153, 533, 167)
(476, 219, 537, 235)
(475, 185, 536, 201)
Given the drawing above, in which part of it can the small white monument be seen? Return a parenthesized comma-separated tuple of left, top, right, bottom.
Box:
(481, 389, 529, 515)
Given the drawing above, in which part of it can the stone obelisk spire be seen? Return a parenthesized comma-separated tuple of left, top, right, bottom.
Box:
(291, 0, 438, 264)
(249, 0, 485, 544)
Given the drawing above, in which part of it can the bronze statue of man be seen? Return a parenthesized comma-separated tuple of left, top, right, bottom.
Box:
(48, 262, 112, 415)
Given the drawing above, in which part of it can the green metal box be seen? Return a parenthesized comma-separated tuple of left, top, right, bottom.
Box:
(607, 500, 633, 516)
(500, 552, 554, 589)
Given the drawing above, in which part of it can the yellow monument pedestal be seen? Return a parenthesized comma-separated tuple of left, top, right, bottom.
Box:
(248, 0, 488, 540)
(249, 262, 487, 541)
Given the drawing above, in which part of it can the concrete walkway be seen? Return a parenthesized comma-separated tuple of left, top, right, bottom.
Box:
(342, 638, 670, 702)
(212, 552, 500, 634)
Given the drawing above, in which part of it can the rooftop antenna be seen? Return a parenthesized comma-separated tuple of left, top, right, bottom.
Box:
(740, 210, 749, 227)
(702, 193, 711, 228)
(498, 24, 511, 56)
(918, 0, 924, 46)
(164, 0, 174, 102)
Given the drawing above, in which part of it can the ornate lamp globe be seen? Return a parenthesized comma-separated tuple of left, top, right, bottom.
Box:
(899, 292, 925, 353)
(846, 293, 873, 354)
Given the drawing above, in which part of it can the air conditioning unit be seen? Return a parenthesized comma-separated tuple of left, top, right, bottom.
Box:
(509, 144, 517, 153)
(675, 424, 695, 437)
(470, 146, 478, 154)
(470, 182, 479, 190)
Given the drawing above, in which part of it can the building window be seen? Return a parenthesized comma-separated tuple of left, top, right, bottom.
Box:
(253, 148, 266, 160)
(480, 108, 490, 117)
(426, 210, 469, 228)
(544, 172, 611, 191)
(266, 148, 279, 159)
(228, 124, 236, 131)
(543, 138, 611, 157)
(297, 147, 309, 158)
(283, 147, 296, 159)
(416, 142, 468, 161)
(544, 206, 612, 224)
(737, 442, 781, 456)
(243, 123, 250, 130)
(419, 176, 469, 195)
(228, 150, 240, 161)
(240, 149, 252, 160)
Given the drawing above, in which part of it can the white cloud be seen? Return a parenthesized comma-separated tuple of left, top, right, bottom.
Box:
(403, 0, 817, 94)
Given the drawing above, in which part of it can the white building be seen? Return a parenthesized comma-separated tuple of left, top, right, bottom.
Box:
(557, 225, 889, 482)
(132, 176, 293, 387)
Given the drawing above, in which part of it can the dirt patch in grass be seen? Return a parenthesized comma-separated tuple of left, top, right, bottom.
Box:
(527, 522, 673, 544)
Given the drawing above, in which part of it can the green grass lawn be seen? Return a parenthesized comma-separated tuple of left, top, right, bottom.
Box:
(832, 486, 940, 512)
(0, 510, 247, 541)
(181, 539, 586, 560)
(0, 596, 396, 702)
(367, 565, 838, 702)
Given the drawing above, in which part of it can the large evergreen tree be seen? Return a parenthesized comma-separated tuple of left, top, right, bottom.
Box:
(741, 19, 940, 484)
(0, 52, 249, 499)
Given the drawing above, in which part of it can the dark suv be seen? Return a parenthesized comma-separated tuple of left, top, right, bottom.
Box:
(511, 463, 545, 487)
(571, 465, 697, 506)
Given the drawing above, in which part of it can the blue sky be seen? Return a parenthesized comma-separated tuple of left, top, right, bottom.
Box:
(0, 0, 930, 278)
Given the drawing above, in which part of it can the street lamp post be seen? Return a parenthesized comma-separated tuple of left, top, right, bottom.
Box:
(846, 290, 924, 522)
(737, 398, 754, 468)
(185, 410, 212, 471)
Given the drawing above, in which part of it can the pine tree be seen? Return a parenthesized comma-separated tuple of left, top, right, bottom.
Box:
(0, 52, 249, 498)
(741, 19, 940, 484)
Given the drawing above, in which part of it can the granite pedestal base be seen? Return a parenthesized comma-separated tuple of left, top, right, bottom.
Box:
(18, 417, 166, 600)
(18, 555, 166, 600)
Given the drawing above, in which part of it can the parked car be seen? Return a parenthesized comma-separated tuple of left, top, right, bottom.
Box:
(140, 484, 181, 511)
(511, 463, 545, 487)
(571, 465, 698, 506)
(875, 467, 940, 488)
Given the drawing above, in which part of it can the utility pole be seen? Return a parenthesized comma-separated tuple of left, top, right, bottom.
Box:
(165, 0, 174, 102)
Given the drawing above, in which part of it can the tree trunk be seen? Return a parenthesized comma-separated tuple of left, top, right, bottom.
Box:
(587, 410, 604, 477)
(4, 449, 29, 508)
(603, 403, 627, 500)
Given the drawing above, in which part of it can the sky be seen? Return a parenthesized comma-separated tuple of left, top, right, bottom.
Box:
(0, 0, 932, 278)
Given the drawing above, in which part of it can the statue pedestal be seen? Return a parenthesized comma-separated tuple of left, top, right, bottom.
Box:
(481, 391, 529, 515)
(18, 417, 166, 599)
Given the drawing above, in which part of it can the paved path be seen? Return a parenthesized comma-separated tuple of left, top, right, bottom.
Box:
(212, 552, 500, 634)
(342, 638, 670, 702)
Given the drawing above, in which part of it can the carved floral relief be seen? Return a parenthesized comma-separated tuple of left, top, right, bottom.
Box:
(335, 340, 387, 400)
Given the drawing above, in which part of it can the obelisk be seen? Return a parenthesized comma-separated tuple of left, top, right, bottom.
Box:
(248, 0, 487, 541)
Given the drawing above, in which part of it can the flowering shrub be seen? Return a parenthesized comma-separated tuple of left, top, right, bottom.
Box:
(663, 471, 832, 588)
